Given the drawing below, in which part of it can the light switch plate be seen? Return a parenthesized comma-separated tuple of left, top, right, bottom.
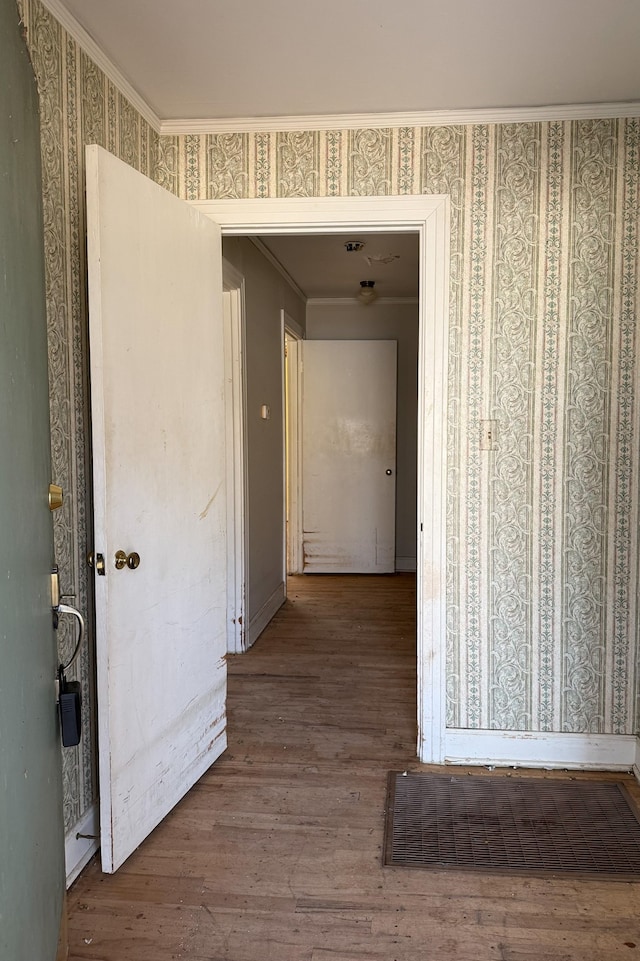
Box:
(480, 419, 499, 450)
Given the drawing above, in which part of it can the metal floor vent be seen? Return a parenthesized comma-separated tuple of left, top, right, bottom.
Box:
(383, 772, 640, 880)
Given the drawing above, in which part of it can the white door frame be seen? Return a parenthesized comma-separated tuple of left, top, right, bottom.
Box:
(194, 195, 450, 765)
(223, 258, 248, 653)
(282, 312, 303, 575)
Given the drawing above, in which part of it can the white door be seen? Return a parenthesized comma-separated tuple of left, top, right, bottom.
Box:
(86, 145, 227, 873)
(301, 340, 397, 573)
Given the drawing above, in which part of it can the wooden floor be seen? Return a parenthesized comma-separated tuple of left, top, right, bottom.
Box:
(68, 575, 640, 960)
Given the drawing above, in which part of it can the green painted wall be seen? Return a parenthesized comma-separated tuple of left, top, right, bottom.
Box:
(0, 1, 65, 957)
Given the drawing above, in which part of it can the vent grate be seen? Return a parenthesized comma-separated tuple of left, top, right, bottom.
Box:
(383, 772, 640, 880)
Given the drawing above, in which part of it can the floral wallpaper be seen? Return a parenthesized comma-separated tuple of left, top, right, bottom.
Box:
(18, 0, 159, 831)
(17, 0, 640, 837)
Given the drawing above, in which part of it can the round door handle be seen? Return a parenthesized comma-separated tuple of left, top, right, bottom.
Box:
(386, 469, 393, 475)
(115, 550, 141, 570)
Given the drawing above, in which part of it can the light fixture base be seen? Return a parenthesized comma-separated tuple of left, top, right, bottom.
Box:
(357, 279, 377, 305)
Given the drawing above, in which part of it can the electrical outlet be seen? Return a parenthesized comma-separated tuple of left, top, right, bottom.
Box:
(480, 419, 499, 450)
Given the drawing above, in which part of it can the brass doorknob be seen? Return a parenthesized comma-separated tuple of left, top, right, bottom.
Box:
(115, 550, 141, 570)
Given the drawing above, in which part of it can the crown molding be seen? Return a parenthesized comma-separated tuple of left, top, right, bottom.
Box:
(161, 101, 640, 136)
(35, 2, 640, 139)
(38, 0, 162, 133)
(307, 297, 419, 307)
(250, 238, 307, 303)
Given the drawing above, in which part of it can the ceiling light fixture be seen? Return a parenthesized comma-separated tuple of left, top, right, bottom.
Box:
(358, 280, 377, 305)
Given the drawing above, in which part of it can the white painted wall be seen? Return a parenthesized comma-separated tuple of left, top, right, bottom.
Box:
(222, 238, 306, 636)
(306, 301, 419, 570)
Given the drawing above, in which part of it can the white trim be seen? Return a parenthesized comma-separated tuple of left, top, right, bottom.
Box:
(222, 259, 248, 654)
(634, 737, 640, 784)
(193, 195, 449, 233)
(248, 582, 286, 648)
(280, 312, 288, 591)
(192, 195, 450, 764)
(283, 319, 303, 575)
(395, 556, 417, 572)
(443, 729, 637, 771)
(307, 296, 419, 307)
(162, 101, 640, 136)
(251, 238, 307, 303)
(38, 0, 161, 133)
(65, 803, 99, 887)
(416, 197, 449, 766)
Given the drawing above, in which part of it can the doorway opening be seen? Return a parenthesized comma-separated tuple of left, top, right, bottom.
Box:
(196, 195, 450, 766)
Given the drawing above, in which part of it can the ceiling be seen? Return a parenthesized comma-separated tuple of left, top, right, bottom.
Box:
(49, 0, 640, 301)
(51, 0, 640, 123)
(257, 233, 419, 300)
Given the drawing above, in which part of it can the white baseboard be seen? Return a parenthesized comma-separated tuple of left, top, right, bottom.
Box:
(65, 803, 99, 887)
(634, 737, 640, 784)
(440, 729, 637, 771)
(247, 581, 285, 649)
(395, 556, 417, 572)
